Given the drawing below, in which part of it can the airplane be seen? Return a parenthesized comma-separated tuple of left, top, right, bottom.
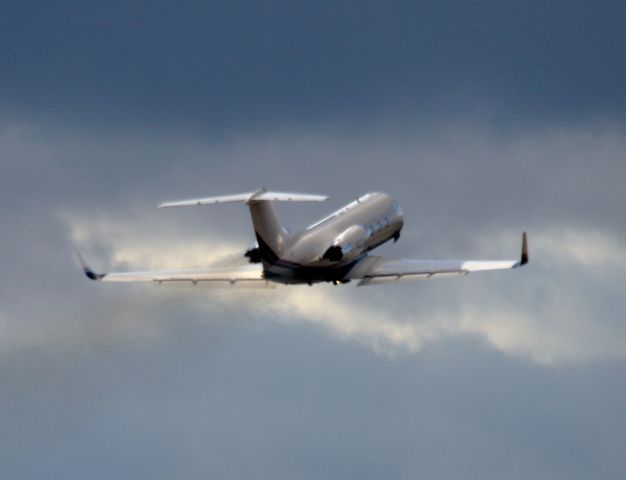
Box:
(77, 188, 528, 287)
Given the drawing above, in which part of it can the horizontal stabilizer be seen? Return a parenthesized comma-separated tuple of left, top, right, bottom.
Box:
(159, 189, 328, 208)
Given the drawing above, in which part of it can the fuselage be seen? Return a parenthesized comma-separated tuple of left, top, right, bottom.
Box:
(262, 192, 404, 283)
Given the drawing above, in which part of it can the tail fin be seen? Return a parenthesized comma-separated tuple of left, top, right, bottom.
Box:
(159, 188, 328, 262)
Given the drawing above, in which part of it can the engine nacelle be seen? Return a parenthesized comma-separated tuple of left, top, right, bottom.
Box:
(322, 225, 370, 262)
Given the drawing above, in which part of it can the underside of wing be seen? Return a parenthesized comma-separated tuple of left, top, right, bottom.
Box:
(103, 265, 267, 286)
(347, 233, 528, 286)
(346, 257, 519, 285)
(75, 250, 270, 287)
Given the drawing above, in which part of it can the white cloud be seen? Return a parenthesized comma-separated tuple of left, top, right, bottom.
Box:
(536, 228, 626, 268)
(63, 211, 243, 269)
(262, 286, 449, 355)
(50, 211, 626, 365)
(4, 120, 625, 366)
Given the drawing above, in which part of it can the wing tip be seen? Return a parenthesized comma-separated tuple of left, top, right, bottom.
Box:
(74, 248, 106, 281)
(519, 232, 529, 266)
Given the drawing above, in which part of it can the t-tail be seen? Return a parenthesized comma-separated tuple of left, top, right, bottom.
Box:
(159, 188, 328, 264)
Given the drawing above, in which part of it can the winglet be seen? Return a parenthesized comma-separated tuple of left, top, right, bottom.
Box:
(74, 248, 107, 281)
(519, 232, 529, 266)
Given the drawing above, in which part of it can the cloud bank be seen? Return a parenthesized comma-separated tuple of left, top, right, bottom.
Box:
(14, 119, 616, 367)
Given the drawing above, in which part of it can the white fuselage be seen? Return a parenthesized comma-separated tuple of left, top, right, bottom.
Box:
(261, 192, 404, 283)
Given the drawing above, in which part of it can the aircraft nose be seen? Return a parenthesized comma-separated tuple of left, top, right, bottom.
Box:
(393, 206, 404, 224)
(388, 197, 404, 228)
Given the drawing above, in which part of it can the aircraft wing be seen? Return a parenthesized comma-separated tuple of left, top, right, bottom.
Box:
(347, 233, 528, 286)
(75, 250, 270, 287)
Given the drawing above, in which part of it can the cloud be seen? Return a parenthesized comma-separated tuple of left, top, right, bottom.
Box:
(57, 210, 626, 366)
(538, 228, 626, 268)
(64, 212, 242, 269)
(2, 118, 624, 367)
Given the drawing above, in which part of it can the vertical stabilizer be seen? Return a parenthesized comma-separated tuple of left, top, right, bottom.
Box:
(248, 200, 287, 262)
(158, 188, 328, 265)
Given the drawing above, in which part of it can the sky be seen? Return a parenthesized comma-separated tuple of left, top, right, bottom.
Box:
(1, 1, 626, 478)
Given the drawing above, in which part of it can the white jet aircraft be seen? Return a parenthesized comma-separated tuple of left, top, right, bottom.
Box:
(77, 189, 528, 286)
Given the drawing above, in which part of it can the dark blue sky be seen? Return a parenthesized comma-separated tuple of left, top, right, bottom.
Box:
(2, 1, 624, 128)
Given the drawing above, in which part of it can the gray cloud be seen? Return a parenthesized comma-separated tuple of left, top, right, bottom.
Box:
(2, 119, 626, 361)
(2, 327, 625, 479)
(3, 113, 626, 479)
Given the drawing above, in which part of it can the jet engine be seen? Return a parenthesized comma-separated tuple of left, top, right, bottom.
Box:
(322, 225, 370, 262)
